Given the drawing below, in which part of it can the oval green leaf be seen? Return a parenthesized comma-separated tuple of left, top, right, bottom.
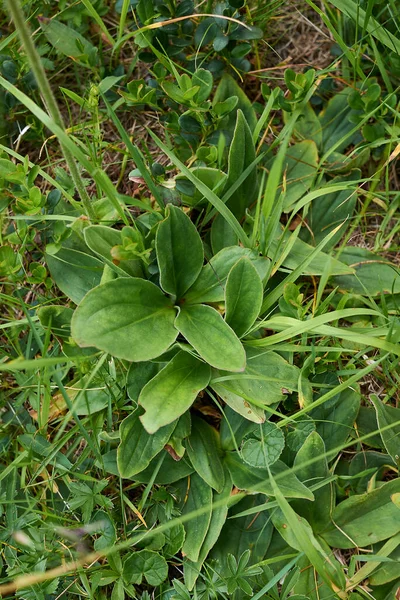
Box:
(225, 453, 314, 500)
(226, 110, 258, 218)
(186, 416, 225, 492)
(184, 246, 269, 304)
(175, 304, 246, 372)
(71, 278, 178, 361)
(131, 453, 194, 484)
(156, 205, 203, 298)
(282, 140, 318, 211)
(210, 213, 239, 254)
(117, 411, 177, 478)
(225, 258, 263, 337)
(39, 17, 96, 61)
(321, 479, 400, 549)
(46, 245, 103, 305)
(127, 361, 159, 402)
(184, 471, 232, 590)
(371, 397, 400, 464)
(309, 375, 360, 454)
(212, 347, 302, 407)
(84, 225, 142, 277)
(192, 68, 213, 102)
(139, 351, 211, 434)
(182, 473, 213, 562)
(211, 382, 265, 424)
(292, 432, 334, 534)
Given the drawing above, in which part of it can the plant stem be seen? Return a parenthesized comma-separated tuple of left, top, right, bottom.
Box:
(6, 0, 96, 220)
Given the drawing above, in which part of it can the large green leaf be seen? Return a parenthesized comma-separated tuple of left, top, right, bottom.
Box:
(184, 472, 232, 590)
(139, 351, 211, 434)
(282, 141, 319, 211)
(333, 247, 400, 295)
(268, 229, 354, 276)
(117, 411, 177, 478)
(182, 473, 213, 562)
(210, 213, 238, 255)
(220, 406, 258, 451)
(225, 453, 314, 500)
(356, 407, 385, 449)
(212, 348, 303, 408)
(184, 246, 270, 304)
(84, 223, 121, 257)
(300, 171, 360, 250)
(371, 397, 400, 464)
(186, 416, 225, 492)
(292, 432, 334, 534)
(176, 167, 227, 208)
(212, 382, 266, 423)
(318, 88, 362, 154)
(46, 245, 103, 305)
(309, 374, 361, 454)
(226, 110, 258, 218)
(71, 278, 178, 361)
(321, 479, 400, 549)
(175, 304, 246, 372)
(213, 74, 257, 135)
(130, 453, 194, 484)
(293, 103, 322, 149)
(39, 17, 97, 63)
(210, 494, 273, 568)
(225, 258, 263, 338)
(127, 361, 159, 402)
(156, 205, 203, 298)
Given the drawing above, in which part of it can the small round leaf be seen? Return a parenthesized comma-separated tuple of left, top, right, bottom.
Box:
(241, 422, 284, 468)
(123, 550, 168, 586)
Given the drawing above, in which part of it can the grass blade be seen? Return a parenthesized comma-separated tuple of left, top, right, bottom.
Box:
(327, 0, 400, 54)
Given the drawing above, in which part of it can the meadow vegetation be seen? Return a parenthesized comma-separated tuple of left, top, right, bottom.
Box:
(0, 1, 400, 599)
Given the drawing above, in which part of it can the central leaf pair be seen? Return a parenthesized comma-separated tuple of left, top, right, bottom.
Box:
(71, 278, 246, 370)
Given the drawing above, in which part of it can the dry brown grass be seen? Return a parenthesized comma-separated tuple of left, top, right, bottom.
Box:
(250, 0, 334, 76)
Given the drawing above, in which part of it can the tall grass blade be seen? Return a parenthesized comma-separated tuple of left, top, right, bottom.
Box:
(328, 0, 400, 53)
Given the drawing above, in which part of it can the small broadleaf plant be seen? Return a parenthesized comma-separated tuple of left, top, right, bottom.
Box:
(71, 205, 270, 433)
